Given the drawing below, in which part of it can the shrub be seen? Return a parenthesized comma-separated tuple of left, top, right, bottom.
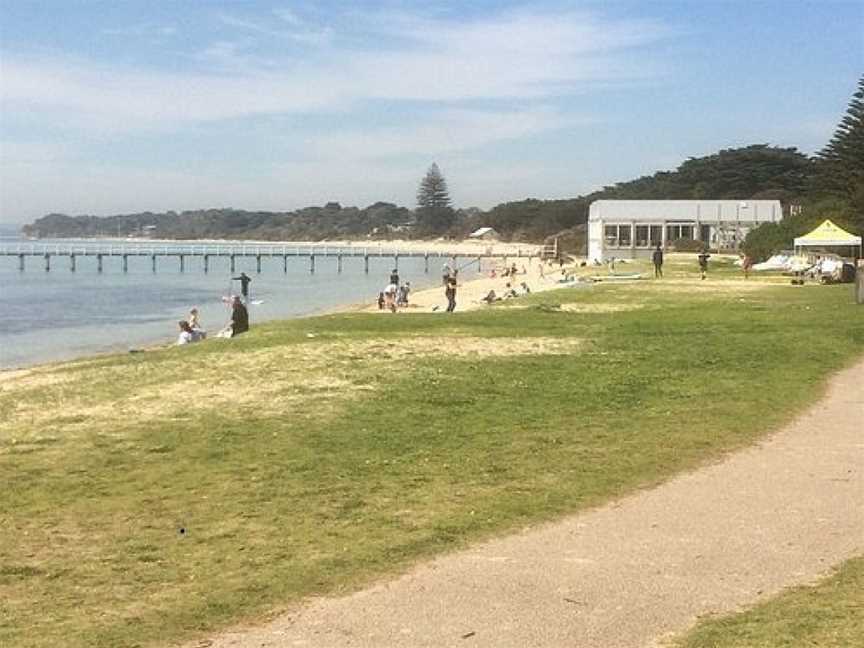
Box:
(669, 238, 704, 252)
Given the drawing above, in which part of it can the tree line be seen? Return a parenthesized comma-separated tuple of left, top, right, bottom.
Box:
(22, 76, 863, 261)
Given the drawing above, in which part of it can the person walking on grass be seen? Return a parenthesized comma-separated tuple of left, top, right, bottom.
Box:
(742, 253, 753, 279)
(652, 244, 664, 278)
(698, 249, 711, 280)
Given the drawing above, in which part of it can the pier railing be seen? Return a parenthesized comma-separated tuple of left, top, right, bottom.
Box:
(0, 242, 539, 274)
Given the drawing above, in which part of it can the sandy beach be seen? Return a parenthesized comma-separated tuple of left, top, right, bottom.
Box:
(361, 256, 584, 313)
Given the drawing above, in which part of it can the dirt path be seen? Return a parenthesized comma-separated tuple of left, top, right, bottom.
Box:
(197, 359, 864, 648)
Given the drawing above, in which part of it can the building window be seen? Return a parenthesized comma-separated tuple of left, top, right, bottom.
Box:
(604, 224, 633, 248)
(635, 225, 663, 247)
(666, 224, 695, 241)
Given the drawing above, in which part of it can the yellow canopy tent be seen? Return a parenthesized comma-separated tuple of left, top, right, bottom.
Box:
(794, 219, 862, 257)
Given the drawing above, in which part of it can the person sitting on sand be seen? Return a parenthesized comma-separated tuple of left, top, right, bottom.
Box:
(503, 283, 518, 299)
(482, 289, 500, 304)
(177, 320, 195, 345)
(520, 282, 531, 294)
(188, 307, 206, 341)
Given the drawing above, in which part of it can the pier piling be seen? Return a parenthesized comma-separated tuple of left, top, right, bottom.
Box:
(122, 255, 128, 273)
(19, 254, 24, 272)
(70, 255, 76, 272)
(337, 255, 343, 273)
(364, 255, 369, 274)
(97, 254, 103, 273)
(179, 255, 185, 272)
(203, 255, 209, 273)
(151, 255, 157, 273)
(282, 255, 288, 274)
(230, 255, 236, 273)
(256, 255, 262, 273)
(44, 253, 50, 272)
(310, 255, 316, 274)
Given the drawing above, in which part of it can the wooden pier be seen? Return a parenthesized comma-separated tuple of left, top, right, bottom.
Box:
(0, 243, 539, 274)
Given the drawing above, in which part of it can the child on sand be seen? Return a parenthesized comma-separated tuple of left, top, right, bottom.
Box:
(177, 320, 195, 345)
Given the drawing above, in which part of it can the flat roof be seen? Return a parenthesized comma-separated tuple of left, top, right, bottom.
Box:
(588, 200, 782, 224)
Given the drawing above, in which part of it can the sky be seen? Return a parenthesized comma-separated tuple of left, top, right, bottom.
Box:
(0, 1, 861, 223)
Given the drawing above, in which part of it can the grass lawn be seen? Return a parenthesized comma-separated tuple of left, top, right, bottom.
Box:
(1, 261, 862, 647)
(673, 556, 864, 647)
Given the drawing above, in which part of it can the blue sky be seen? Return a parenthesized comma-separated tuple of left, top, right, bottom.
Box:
(0, 1, 861, 223)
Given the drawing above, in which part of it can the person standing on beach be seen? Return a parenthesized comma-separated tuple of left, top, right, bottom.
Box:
(230, 296, 249, 335)
(383, 282, 398, 313)
(445, 271, 458, 312)
(389, 268, 399, 287)
(652, 244, 664, 278)
(698, 249, 711, 280)
(233, 272, 252, 302)
(398, 281, 411, 306)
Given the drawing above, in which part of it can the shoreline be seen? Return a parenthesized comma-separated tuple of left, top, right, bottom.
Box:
(0, 256, 575, 375)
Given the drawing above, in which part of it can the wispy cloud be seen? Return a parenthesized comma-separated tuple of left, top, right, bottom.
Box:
(304, 107, 592, 159)
(2, 7, 671, 129)
(0, 4, 676, 218)
(100, 23, 177, 38)
(217, 10, 333, 47)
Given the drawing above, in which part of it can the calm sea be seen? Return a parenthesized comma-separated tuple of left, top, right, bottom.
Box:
(0, 237, 463, 369)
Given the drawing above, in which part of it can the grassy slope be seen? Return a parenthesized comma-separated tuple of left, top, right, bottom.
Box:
(1, 261, 862, 647)
(674, 557, 864, 647)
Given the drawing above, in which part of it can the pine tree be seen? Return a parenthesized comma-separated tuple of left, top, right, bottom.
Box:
(416, 163, 455, 234)
(812, 76, 864, 212)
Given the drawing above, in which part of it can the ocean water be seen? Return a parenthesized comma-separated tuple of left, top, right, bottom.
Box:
(0, 238, 467, 369)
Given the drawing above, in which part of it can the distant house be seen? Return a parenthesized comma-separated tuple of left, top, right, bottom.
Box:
(588, 199, 783, 262)
(468, 227, 499, 240)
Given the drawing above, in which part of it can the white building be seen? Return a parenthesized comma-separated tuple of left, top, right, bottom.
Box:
(468, 226, 500, 240)
(588, 199, 783, 262)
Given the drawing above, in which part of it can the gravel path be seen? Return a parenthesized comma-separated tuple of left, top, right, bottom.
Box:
(197, 358, 864, 648)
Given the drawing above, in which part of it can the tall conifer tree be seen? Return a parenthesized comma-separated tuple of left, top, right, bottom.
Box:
(416, 163, 455, 234)
(812, 76, 864, 216)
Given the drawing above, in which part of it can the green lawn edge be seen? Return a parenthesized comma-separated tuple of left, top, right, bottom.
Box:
(1, 272, 862, 647)
(673, 556, 864, 647)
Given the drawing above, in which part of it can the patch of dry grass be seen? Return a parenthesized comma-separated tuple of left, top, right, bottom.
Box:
(1, 336, 584, 448)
